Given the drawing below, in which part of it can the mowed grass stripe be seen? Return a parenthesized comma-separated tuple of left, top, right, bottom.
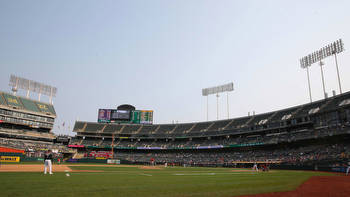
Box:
(0, 167, 332, 197)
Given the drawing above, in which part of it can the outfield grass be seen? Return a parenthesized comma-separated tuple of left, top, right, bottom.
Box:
(0, 165, 334, 197)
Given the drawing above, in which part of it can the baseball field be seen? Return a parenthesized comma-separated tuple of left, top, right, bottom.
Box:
(0, 164, 349, 197)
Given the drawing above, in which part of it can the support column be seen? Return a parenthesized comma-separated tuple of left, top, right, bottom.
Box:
(334, 53, 342, 94)
(319, 61, 327, 99)
(227, 92, 229, 119)
(216, 93, 219, 120)
(306, 66, 312, 102)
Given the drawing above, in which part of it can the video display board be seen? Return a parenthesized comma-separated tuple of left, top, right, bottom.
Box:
(98, 109, 111, 123)
(98, 109, 153, 124)
(111, 110, 130, 120)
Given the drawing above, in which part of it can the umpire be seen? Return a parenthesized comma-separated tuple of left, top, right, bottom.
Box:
(44, 150, 53, 175)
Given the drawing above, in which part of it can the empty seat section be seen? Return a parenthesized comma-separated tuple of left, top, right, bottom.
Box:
(296, 101, 325, 117)
(155, 124, 176, 134)
(47, 105, 56, 115)
(35, 101, 55, 115)
(20, 98, 41, 113)
(73, 122, 86, 131)
(84, 123, 105, 132)
(189, 122, 212, 133)
(0, 93, 6, 106)
(138, 125, 157, 134)
(121, 125, 141, 134)
(225, 117, 251, 129)
(207, 120, 230, 131)
(270, 107, 299, 123)
(2, 93, 24, 109)
(320, 94, 350, 113)
(103, 124, 123, 133)
(173, 123, 193, 133)
(248, 112, 275, 126)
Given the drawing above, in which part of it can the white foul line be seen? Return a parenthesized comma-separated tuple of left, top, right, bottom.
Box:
(140, 173, 153, 176)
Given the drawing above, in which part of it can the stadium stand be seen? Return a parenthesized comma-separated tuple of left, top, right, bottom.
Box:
(72, 121, 86, 132)
(69, 91, 350, 168)
(137, 125, 158, 135)
(120, 124, 141, 134)
(225, 116, 251, 130)
(0, 91, 72, 160)
(206, 119, 230, 131)
(81, 142, 350, 167)
(103, 124, 123, 133)
(84, 123, 105, 132)
(172, 123, 194, 134)
(153, 124, 176, 134)
(189, 122, 212, 133)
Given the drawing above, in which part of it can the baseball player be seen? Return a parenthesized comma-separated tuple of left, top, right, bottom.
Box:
(346, 161, 350, 176)
(252, 163, 258, 172)
(44, 150, 53, 175)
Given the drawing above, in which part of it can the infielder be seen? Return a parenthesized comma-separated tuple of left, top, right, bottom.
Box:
(44, 150, 53, 175)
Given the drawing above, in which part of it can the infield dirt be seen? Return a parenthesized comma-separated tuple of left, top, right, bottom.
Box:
(0, 164, 164, 172)
(0, 164, 72, 172)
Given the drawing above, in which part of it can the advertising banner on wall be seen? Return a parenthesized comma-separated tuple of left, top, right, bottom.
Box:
(0, 156, 20, 162)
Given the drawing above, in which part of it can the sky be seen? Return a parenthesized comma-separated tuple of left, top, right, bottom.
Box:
(1, 0, 350, 136)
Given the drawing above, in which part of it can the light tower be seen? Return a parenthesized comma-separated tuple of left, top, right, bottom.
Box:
(202, 82, 234, 120)
(9, 75, 57, 104)
(300, 39, 344, 101)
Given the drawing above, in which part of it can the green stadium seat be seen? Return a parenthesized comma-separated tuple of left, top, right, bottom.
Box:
(73, 122, 86, 131)
(35, 101, 56, 115)
(47, 105, 56, 115)
(20, 98, 41, 113)
(0, 93, 6, 106)
(2, 93, 24, 109)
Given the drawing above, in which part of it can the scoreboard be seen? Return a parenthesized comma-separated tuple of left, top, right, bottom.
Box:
(131, 110, 153, 124)
(98, 109, 153, 124)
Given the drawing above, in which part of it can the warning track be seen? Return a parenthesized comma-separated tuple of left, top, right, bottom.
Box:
(239, 175, 350, 197)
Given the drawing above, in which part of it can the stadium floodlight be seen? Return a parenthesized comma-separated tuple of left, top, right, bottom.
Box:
(300, 39, 345, 101)
(319, 61, 326, 98)
(202, 82, 234, 120)
(9, 75, 57, 104)
(299, 60, 313, 102)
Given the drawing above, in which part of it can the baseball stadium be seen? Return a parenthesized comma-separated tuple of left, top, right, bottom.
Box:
(1, 74, 350, 196)
(2, 1, 350, 197)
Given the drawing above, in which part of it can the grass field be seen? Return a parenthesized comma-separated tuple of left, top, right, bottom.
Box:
(0, 165, 334, 197)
